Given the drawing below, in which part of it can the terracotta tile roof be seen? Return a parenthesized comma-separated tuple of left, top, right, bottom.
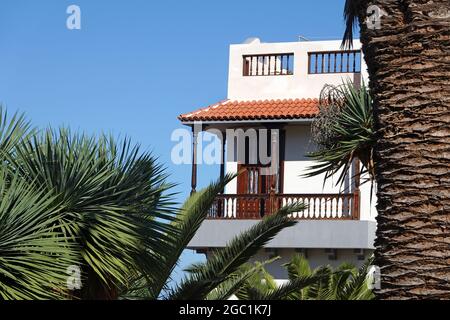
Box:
(178, 98, 319, 122)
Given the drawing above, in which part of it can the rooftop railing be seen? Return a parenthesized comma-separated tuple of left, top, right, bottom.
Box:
(243, 53, 294, 76)
(308, 50, 362, 74)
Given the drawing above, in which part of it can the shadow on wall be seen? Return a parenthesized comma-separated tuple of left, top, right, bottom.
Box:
(284, 124, 317, 161)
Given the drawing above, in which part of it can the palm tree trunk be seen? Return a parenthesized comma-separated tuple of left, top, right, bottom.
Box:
(355, 0, 450, 299)
(74, 267, 119, 300)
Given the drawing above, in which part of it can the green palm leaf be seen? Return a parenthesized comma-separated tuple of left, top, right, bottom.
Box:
(250, 276, 324, 300)
(167, 204, 305, 300)
(206, 258, 279, 300)
(339, 257, 374, 300)
(283, 254, 313, 299)
(0, 166, 78, 300)
(0, 106, 34, 157)
(341, 0, 364, 49)
(6, 127, 175, 299)
(139, 173, 236, 299)
(305, 81, 375, 188)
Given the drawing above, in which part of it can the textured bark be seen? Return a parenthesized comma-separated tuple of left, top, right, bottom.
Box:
(356, 0, 450, 299)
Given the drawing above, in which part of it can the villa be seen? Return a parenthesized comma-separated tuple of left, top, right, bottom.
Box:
(178, 38, 377, 280)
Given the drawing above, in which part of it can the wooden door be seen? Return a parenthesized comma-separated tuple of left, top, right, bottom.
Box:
(237, 164, 276, 218)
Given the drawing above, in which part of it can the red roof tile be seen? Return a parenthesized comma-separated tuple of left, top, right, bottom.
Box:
(178, 98, 319, 122)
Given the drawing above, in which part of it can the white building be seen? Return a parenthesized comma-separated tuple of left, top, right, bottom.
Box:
(178, 38, 376, 279)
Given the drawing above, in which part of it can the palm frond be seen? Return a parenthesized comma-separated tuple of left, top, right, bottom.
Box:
(143, 173, 236, 299)
(183, 262, 207, 274)
(339, 257, 374, 300)
(167, 204, 305, 300)
(0, 106, 34, 157)
(305, 81, 375, 189)
(302, 266, 334, 300)
(6, 127, 175, 299)
(283, 254, 313, 299)
(250, 276, 324, 300)
(206, 258, 279, 300)
(235, 261, 279, 300)
(0, 165, 78, 300)
(342, 0, 364, 49)
(284, 254, 312, 279)
(329, 263, 356, 299)
(284, 255, 374, 300)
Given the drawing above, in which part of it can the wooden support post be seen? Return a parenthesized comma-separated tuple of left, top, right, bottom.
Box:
(190, 126, 199, 195)
(220, 132, 226, 191)
(218, 132, 226, 217)
(279, 129, 286, 194)
(269, 129, 279, 214)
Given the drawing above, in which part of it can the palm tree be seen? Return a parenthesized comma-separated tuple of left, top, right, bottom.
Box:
(121, 178, 314, 300)
(0, 107, 313, 300)
(0, 108, 78, 299)
(305, 82, 375, 187)
(285, 254, 374, 300)
(1, 123, 176, 299)
(229, 259, 324, 300)
(234, 254, 374, 300)
(0, 165, 78, 299)
(342, 0, 450, 299)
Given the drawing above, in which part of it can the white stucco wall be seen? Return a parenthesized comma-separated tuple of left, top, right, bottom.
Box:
(360, 179, 377, 221)
(283, 125, 347, 194)
(225, 161, 238, 194)
(223, 124, 377, 221)
(227, 39, 369, 101)
(283, 125, 377, 221)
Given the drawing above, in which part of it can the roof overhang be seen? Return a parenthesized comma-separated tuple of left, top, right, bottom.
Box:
(178, 98, 320, 124)
(180, 118, 314, 126)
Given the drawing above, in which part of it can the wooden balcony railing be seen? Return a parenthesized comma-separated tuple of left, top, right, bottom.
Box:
(207, 193, 360, 220)
(243, 53, 294, 76)
(308, 50, 361, 74)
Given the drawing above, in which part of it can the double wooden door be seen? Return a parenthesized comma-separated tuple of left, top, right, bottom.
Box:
(236, 164, 277, 218)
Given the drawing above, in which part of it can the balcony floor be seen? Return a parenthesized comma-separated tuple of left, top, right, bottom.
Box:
(188, 219, 376, 250)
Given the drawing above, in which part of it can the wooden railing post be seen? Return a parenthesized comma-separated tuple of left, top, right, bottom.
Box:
(269, 190, 276, 215)
(216, 197, 223, 219)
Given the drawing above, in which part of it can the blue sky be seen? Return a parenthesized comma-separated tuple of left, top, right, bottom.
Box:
(0, 0, 351, 280)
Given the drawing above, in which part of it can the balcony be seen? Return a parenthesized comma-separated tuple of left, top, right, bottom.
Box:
(308, 50, 362, 74)
(243, 53, 294, 76)
(207, 192, 360, 220)
(227, 40, 366, 101)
